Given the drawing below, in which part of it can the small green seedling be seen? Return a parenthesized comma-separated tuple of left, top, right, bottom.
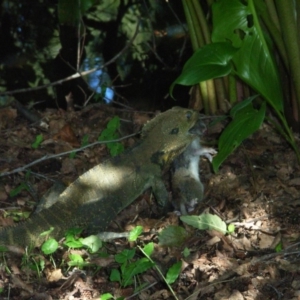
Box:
(227, 223, 235, 234)
(31, 134, 43, 149)
(128, 225, 143, 242)
(110, 247, 154, 288)
(41, 238, 59, 255)
(98, 116, 124, 156)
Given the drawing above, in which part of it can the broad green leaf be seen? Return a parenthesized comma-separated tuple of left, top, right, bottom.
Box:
(80, 235, 102, 252)
(212, 100, 266, 172)
(41, 238, 59, 255)
(122, 258, 154, 287)
(158, 225, 189, 247)
(115, 249, 135, 264)
(143, 242, 154, 257)
(128, 258, 154, 277)
(69, 253, 84, 263)
(128, 225, 143, 241)
(166, 261, 182, 284)
(181, 213, 227, 234)
(230, 95, 259, 118)
(110, 269, 121, 283)
(212, 0, 283, 112)
(171, 42, 237, 93)
(100, 293, 114, 300)
(64, 228, 84, 248)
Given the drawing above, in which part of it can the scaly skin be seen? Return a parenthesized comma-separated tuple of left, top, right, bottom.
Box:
(1, 107, 201, 248)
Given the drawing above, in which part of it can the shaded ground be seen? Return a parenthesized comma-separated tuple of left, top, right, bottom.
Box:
(0, 104, 300, 299)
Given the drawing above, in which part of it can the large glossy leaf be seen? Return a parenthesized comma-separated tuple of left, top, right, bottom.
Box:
(170, 42, 237, 94)
(212, 98, 266, 172)
(212, 0, 283, 113)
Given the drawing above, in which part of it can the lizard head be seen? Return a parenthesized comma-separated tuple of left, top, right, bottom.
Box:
(142, 107, 202, 168)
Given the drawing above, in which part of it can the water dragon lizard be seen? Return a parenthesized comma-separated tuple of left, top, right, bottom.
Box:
(0, 106, 203, 248)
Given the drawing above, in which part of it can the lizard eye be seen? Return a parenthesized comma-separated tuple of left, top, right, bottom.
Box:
(170, 128, 179, 134)
(186, 111, 193, 120)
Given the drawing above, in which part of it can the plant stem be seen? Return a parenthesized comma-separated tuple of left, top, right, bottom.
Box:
(258, 0, 288, 70)
(138, 246, 179, 300)
(275, 0, 300, 122)
(191, 0, 211, 44)
(228, 75, 237, 104)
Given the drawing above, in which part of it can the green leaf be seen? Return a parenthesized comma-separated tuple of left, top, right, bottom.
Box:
(9, 182, 29, 197)
(115, 249, 135, 264)
(41, 238, 59, 255)
(80, 235, 102, 252)
(212, 0, 283, 112)
(166, 261, 182, 284)
(158, 225, 189, 247)
(64, 228, 84, 248)
(128, 226, 143, 241)
(107, 116, 120, 131)
(212, 99, 266, 172)
(229, 95, 259, 118)
(142, 242, 154, 257)
(69, 253, 84, 263)
(171, 42, 237, 93)
(182, 247, 190, 258)
(81, 134, 89, 147)
(275, 242, 283, 252)
(122, 258, 154, 287)
(110, 269, 121, 283)
(180, 213, 227, 234)
(31, 134, 43, 149)
(100, 293, 114, 300)
(98, 116, 124, 157)
(227, 224, 235, 234)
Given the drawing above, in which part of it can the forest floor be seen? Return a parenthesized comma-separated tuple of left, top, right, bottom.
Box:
(0, 103, 300, 300)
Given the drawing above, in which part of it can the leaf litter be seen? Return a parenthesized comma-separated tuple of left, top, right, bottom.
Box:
(0, 104, 299, 299)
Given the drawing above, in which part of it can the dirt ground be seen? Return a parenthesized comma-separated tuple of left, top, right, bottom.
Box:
(0, 104, 300, 300)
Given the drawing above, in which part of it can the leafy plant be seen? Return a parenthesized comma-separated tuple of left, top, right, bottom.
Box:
(110, 247, 154, 287)
(174, 0, 300, 168)
(98, 116, 124, 156)
(212, 96, 265, 171)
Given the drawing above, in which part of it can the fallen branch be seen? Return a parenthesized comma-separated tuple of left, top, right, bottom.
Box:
(0, 132, 138, 177)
